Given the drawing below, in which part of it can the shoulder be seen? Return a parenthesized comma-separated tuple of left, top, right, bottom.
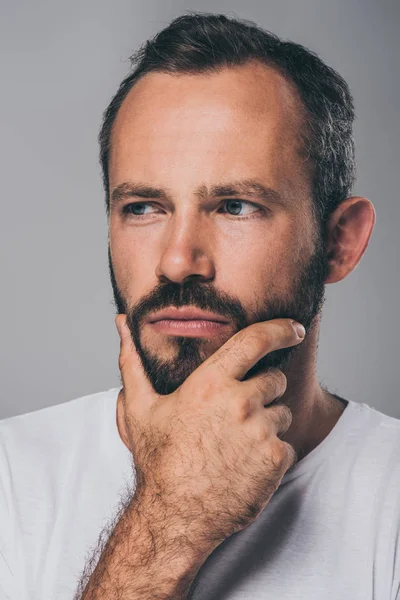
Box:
(348, 402, 400, 510)
(0, 387, 121, 468)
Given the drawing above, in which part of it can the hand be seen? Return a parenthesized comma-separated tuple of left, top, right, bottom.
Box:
(115, 315, 305, 545)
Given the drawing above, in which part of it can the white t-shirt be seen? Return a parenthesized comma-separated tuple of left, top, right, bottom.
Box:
(0, 388, 400, 600)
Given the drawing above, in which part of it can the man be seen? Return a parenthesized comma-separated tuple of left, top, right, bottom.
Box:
(0, 11, 398, 600)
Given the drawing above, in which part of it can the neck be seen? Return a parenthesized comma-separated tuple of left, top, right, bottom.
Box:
(278, 313, 346, 463)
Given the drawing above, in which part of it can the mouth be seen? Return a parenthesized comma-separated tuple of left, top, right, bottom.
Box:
(149, 318, 230, 337)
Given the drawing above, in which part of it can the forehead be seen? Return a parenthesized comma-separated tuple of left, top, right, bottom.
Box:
(111, 60, 305, 153)
(109, 61, 311, 208)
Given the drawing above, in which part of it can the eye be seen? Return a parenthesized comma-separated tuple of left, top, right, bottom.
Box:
(219, 199, 261, 218)
(122, 202, 160, 218)
(121, 199, 263, 220)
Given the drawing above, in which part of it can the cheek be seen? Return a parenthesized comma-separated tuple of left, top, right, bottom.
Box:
(219, 239, 291, 304)
(109, 227, 154, 299)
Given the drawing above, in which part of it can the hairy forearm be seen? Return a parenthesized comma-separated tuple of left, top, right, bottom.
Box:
(74, 492, 214, 600)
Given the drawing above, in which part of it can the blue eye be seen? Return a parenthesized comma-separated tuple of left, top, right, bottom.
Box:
(121, 199, 262, 220)
(122, 202, 158, 216)
(221, 199, 259, 217)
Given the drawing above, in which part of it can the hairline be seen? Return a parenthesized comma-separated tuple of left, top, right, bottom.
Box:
(106, 59, 316, 217)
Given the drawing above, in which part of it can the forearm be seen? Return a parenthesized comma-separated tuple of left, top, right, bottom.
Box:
(74, 493, 213, 600)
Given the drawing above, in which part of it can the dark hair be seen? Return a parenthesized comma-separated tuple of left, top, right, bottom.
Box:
(99, 12, 356, 237)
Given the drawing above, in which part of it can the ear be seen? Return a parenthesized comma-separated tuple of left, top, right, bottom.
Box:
(324, 196, 376, 284)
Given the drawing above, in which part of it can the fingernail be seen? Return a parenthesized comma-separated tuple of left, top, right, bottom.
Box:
(291, 321, 306, 338)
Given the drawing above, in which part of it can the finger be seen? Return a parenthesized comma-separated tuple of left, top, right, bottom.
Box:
(245, 402, 293, 443)
(241, 367, 287, 408)
(203, 318, 306, 382)
(263, 403, 293, 437)
(116, 387, 130, 450)
(115, 314, 158, 403)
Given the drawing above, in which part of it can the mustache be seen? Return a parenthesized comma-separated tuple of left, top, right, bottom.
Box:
(107, 237, 329, 338)
(127, 280, 249, 331)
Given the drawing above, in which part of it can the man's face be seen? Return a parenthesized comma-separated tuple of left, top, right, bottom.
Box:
(108, 61, 329, 395)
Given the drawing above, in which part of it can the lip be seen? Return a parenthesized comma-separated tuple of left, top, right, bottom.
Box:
(150, 319, 229, 337)
(147, 307, 230, 324)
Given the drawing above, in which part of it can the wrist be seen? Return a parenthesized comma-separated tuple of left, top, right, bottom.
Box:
(129, 488, 221, 562)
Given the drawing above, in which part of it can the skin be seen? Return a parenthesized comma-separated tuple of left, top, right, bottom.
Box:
(107, 60, 376, 464)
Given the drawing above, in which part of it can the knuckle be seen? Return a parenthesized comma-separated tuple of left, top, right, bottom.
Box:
(237, 396, 254, 422)
(253, 375, 268, 396)
(267, 367, 287, 387)
(236, 330, 264, 358)
(285, 319, 300, 340)
(188, 370, 228, 406)
(275, 404, 293, 430)
(260, 319, 299, 346)
(265, 405, 293, 439)
(234, 328, 252, 344)
(230, 343, 254, 366)
(264, 368, 287, 399)
(269, 437, 290, 467)
(254, 368, 287, 399)
(215, 341, 256, 376)
(208, 343, 229, 367)
(214, 357, 229, 377)
(251, 420, 268, 443)
(117, 387, 126, 405)
(209, 346, 234, 377)
(281, 440, 298, 467)
(118, 348, 129, 372)
(268, 377, 282, 401)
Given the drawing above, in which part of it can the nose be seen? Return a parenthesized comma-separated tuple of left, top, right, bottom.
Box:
(155, 212, 216, 284)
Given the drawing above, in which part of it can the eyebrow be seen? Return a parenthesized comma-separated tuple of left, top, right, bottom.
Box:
(110, 179, 285, 209)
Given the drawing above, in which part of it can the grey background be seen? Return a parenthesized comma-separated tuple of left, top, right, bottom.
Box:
(0, 0, 398, 420)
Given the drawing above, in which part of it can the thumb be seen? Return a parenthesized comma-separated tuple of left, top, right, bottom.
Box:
(115, 314, 157, 402)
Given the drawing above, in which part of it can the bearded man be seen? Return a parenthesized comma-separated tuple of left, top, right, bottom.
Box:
(1, 12, 398, 600)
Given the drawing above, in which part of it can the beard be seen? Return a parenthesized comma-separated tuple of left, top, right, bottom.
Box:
(108, 231, 329, 396)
